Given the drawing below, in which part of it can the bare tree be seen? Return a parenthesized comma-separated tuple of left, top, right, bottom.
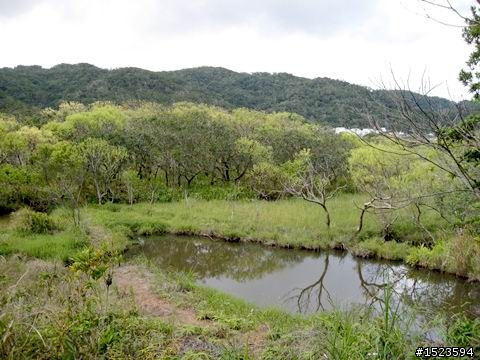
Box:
(364, 72, 479, 201)
(283, 150, 345, 228)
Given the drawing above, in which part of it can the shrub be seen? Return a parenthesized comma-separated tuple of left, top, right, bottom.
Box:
(11, 208, 58, 234)
(446, 235, 480, 278)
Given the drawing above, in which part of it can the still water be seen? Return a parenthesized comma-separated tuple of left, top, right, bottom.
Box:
(129, 234, 480, 319)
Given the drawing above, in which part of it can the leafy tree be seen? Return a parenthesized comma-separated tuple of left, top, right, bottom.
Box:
(0, 164, 49, 212)
(121, 169, 141, 205)
(122, 115, 163, 180)
(36, 141, 86, 224)
(44, 104, 126, 142)
(39, 101, 87, 124)
(349, 140, 462, 240)
(363, 2, 480, 230)
(459, 4, 480, 99)
(246, 162, 287, 200)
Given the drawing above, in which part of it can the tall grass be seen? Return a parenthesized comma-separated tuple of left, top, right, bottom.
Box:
(88, 195, 381, 249)
(0, 195, 473, 277)
(0, 209, 88, 260)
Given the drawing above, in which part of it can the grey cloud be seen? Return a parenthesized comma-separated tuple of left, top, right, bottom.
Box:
(0, 0, 39, 17)
(145, 0, 381, 36)
(0, 0, 381, 37)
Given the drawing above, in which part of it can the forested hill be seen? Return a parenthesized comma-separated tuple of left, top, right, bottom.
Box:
(0, 63, 472, 127)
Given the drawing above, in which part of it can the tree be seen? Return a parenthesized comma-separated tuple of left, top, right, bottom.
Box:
(42, 141, 86, 225)
(349, 141, 454, 241)
(459, 3, 480, 99)
(44, 104, 127, 142)
(81, 138, 128, 204)
(365, 82, 479, 200)
(359, 1, 480, 234)
(246, 162, 287, 199)
(121, 170, 140, 206)
(122, 114, 162, 180)
(0, 164, 49, 212)
(39, 101, 87, 124)
(282, 149, 342, 229)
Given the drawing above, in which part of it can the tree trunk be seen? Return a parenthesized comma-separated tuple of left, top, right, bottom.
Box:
(357, 206, 368, 234)
(93, 178, 103, 205)
(320, 203, 331, 228)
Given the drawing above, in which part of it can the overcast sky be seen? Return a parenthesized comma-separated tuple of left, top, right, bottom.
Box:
(0, 0, 474, 100)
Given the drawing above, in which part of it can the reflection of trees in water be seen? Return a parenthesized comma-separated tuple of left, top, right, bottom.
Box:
(398, 269, 480, 318)
(292, 256, 480, 318)
(136, 235, 305, 281)
(135, 235, 480, 319)
(294, 254, 332, 312)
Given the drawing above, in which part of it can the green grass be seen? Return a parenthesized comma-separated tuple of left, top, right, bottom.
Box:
(350, 237, 412, 260)
(0, 196, 477, 358)
(88, 195, 380, 249)
(1, 252, 477, 359)
(0, 210, 89, 260)
(0, 208, 128, 260)
(0, 231, 87, 259)
(0, 253, 425, 359)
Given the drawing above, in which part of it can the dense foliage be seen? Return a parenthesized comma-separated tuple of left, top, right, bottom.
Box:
(460, 4, 480, 99)
(0, 102, 351, 211)
(0, 64, 472, 128)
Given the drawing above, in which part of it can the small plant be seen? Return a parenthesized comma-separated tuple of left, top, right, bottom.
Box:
(71, 246, 111, 281)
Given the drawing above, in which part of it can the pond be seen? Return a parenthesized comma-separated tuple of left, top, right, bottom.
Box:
(128, 234, 480, 323)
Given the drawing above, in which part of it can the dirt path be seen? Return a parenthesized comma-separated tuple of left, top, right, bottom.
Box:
(113, 264, 270, 358)
(114, 265, 207, 326)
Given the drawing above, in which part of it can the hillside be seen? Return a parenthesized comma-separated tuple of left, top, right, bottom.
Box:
(0, 63, 473, 127)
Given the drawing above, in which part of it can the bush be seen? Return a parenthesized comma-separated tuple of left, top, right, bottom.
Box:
(189, 184, 254, 201)
(11, 208, 58, 234)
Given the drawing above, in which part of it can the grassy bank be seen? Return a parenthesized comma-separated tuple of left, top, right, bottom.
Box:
(88, 195, 378, 248)
(84, 196, 480, 280)
(0, 255, 448, 359)
(1, 202, 479, 358)
(0, 211, 89, 260)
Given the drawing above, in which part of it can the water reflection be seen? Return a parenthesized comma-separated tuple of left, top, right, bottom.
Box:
(129, 235, 480, 319)
(132, 235, 304, 281)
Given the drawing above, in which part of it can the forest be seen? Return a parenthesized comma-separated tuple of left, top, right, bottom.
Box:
(1, 63, 477, 127)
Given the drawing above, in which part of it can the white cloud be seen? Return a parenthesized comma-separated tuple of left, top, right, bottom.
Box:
(0, 0, 474, 100)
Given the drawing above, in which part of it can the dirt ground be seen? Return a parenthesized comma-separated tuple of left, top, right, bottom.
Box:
(114, 265, 207, 326)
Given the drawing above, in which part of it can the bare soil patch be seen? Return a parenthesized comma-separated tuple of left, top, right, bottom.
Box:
(114, 265, 207, 326)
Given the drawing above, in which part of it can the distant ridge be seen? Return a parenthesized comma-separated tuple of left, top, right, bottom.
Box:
(0, 63, 475, 127)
